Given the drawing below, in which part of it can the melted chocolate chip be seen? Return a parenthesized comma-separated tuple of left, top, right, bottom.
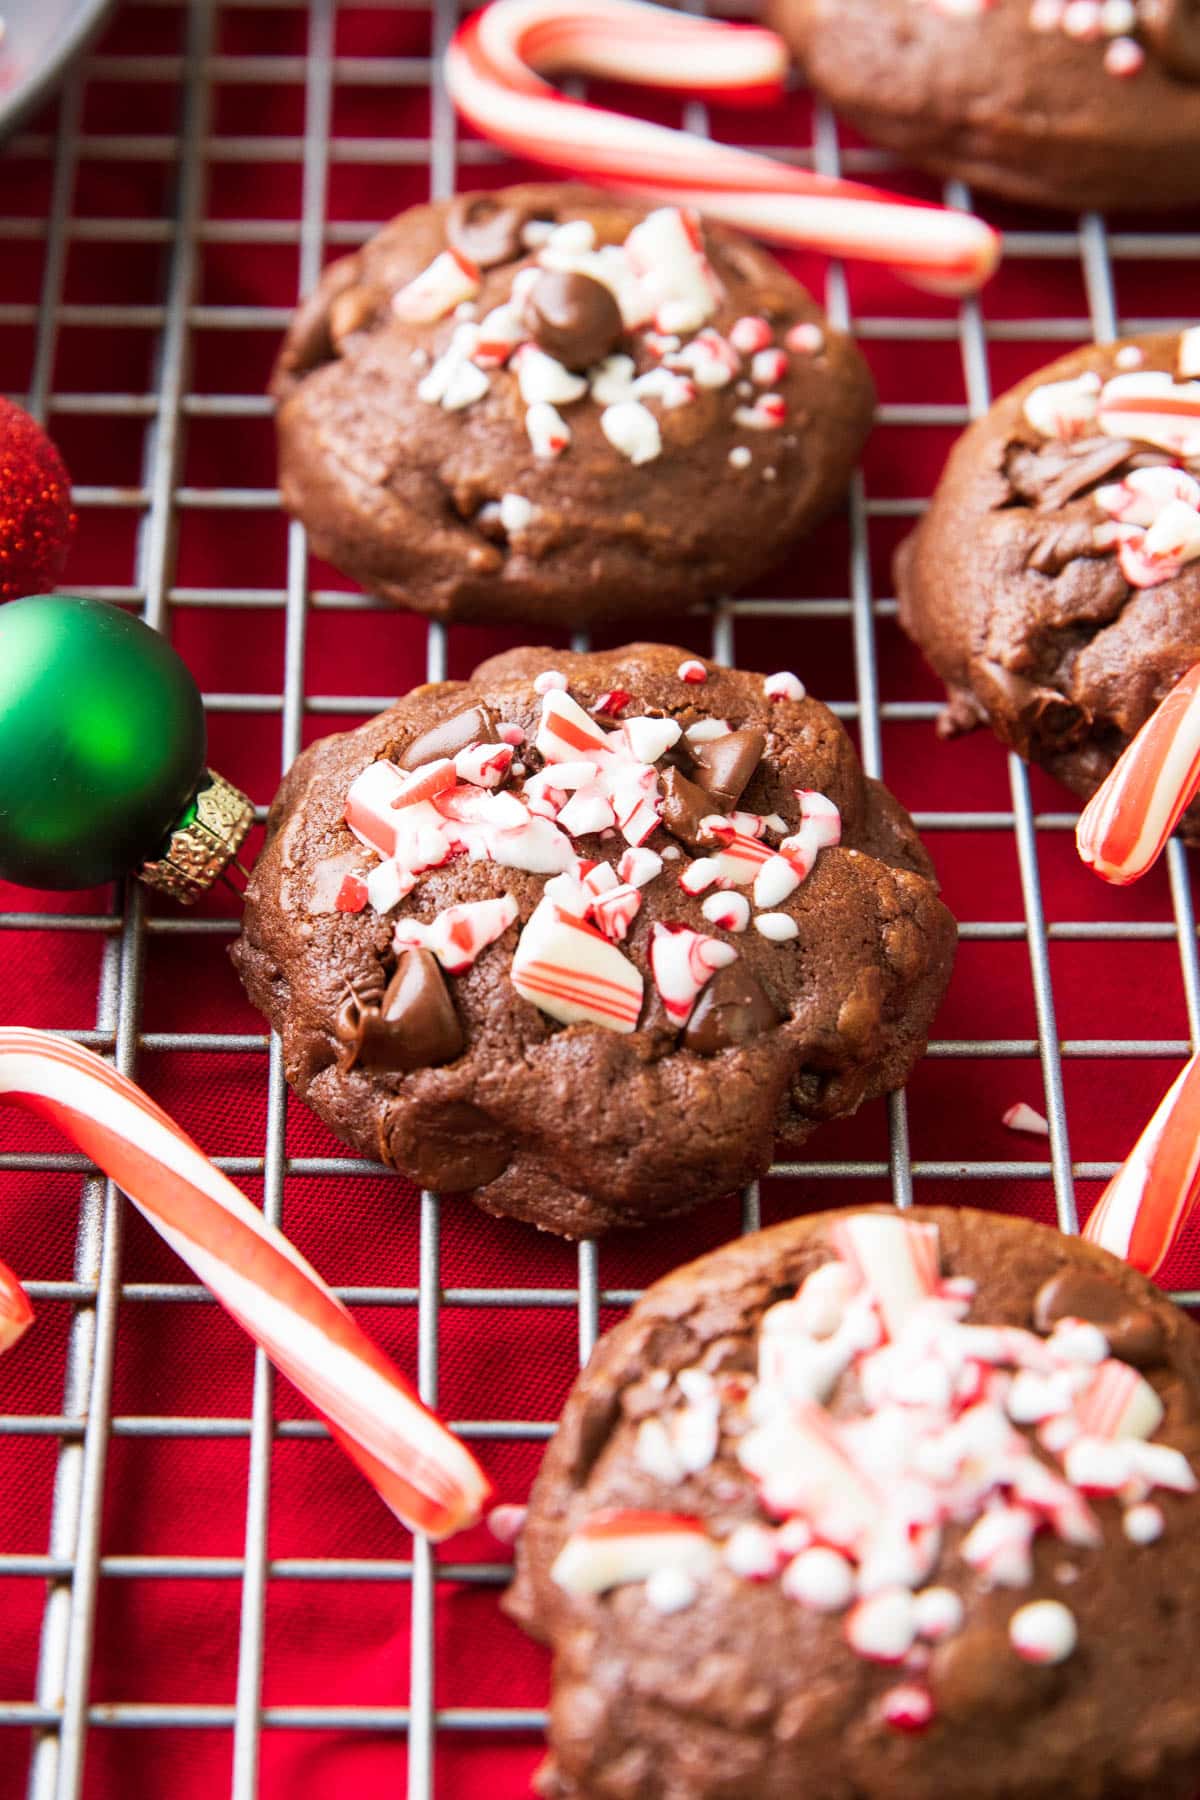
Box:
(400, 704, 500, 769)
(933, 1629, 1061, 1721)
(683, 963, 781, 1054)
(689, 728, 766, 810)
(1008, 435, 1136, 512)
(444, 194, 531, 269)
(336, 950, 465, 1074)
(523, 270, 623, 371)
(658, 766, 716, 847)
(1140, 0, 1200, 78)
(1033, 1268, 1167, 1368)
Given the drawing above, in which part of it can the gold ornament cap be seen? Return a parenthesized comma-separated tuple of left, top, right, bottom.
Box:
(139, 769, 255, 903)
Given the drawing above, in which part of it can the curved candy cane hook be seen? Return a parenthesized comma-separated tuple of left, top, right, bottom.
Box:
(445, 0, 1001, 295)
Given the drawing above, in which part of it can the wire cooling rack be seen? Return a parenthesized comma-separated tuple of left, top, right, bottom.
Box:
(1, 1, 1199, 1795)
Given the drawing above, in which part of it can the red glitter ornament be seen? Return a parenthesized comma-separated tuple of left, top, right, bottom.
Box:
(0, 399, 76, 602)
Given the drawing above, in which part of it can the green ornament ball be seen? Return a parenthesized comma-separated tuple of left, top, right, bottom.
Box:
(0, 595, 207, 890)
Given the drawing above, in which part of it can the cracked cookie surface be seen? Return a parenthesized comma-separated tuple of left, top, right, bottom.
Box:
(270, 184, 874, 628)
(896, 331, 1200, 833)
(232, 645, 955, 1237)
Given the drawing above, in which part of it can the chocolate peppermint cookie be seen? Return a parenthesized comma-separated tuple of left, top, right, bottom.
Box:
(772, 0, 1200, 212)
(897, 329, 1200, 828)
(232, 646, 954, 1237)
(507, 1205, 1200, 1798)
(271, 185, 874, 627)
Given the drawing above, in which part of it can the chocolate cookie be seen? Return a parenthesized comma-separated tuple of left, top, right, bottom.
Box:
(507, 1205, 1200, 1798)
(771, 0, 1200, 212)
(897, 329, 1200, 828)
(232, 646, 955, 1237)
(271, 185, 874, 627)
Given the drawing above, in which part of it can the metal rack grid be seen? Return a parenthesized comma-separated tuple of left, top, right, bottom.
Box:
(0, 1, 1199, 1795)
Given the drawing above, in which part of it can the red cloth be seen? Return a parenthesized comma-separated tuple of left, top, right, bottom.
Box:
(1, 4, 1199, 1795)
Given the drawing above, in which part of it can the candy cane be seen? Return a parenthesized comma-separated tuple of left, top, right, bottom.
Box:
(0, 1029, 490, 1539)
(1076, 663, 1200, 885)
(445, 0, 1000, 295)
(1082, 1052, 1200, 1278)
(0, 1255, 33, 1353)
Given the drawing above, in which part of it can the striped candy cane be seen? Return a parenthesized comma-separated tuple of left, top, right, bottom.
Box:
(1076, 662, 1200, 885)
(1083, 1052, 1200, 1278)
(445, 0, 1000, 295)
(0, 1029, 490, 1539)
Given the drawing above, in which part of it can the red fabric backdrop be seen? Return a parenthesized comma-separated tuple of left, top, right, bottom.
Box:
(1, 4, 1199, 1794)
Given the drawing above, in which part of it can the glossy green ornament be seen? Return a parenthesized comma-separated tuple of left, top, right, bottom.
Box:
(0, 595, 252, 897)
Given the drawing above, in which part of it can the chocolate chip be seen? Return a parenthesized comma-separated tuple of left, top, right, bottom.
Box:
(684, 963, 781, 1054)
(444, 194, 530, 269)
(659, 766, 716, 848)
(337, 950, 465, 1073)
(690, 728, 766, 810)
(523, 270, 623, 371)
(1140, 0, 1200, 78)
(400, 703, 500, 769)
(1033, 1268, 1167, 1368)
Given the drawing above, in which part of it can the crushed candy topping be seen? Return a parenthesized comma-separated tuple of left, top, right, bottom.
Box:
(551, 1212, 1198, 1730)
(336, 663, 843, 1037)
(406, 205, 800, 465)
(1023, 334, 1200, 590)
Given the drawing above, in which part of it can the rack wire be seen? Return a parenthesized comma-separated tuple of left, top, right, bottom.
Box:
(1, 1, 1199, 1794)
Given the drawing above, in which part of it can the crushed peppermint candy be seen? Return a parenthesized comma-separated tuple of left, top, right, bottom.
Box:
(402, 205, 799, 466)
(1022, 339, 1200, 590)
(1003, 1100, 1051, 1136)
(550, 1213, 1197, 1727)
(764, 670, 806, 703)
(337, 665, 844, 1038)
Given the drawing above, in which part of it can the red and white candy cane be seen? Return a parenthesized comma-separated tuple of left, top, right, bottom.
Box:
(0, 1029, 490, 1539)
(1076, 662, 1200, 885)
(445, 0, 1000, 295)
(1083, 1052, 1200, 1278)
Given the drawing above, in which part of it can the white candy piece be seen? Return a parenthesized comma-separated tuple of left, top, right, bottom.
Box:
(622, 715, 682, 764)
(782, 1547, 856, 1612)
(1123, 1502, 1164, 1544)
(913, 1586, 964, 1641)
(764, 671, 806, 703)
(601, 399, 663, 465)
(393, 249, 480, 323)
(649, 924, 738, 1024)
(618, 846, 664, 888)
(645, 1567, 699, 1614)
(723, 1523, 780, 1580)
(1073, 1359, 1164, 1441)
(551, 1513, 716, 1597)
(624, 206, 721, 335)
(525, 401, 571, 458)
(536, 688, 614, 765)
(498, 492, 534, 533)
(511, 898, 644, 1033)
(1023, 372, 1101, 440)
(589, 353, 636, 405)
(365, 860, 414, 915)
(700, 891, 751, 934)
(829, 1213, 940, 1341)
(754, 855, 801, 910)
(1008, 1599, 1077, 1665)
(1097, 372, 1200, 456)
(514, 345, 588, 406)
(845, 1589, 917, 1661)
(754, 913, 799, 942)
(393, 894, 519, 976)
(1179, 326, 1200, 379)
